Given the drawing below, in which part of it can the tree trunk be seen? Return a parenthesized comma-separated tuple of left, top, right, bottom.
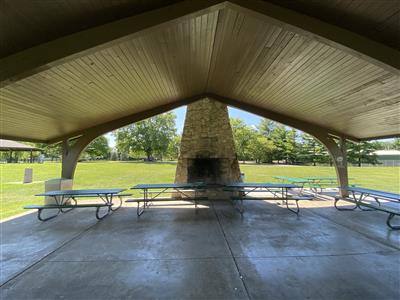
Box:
(146, 151, 152, 161)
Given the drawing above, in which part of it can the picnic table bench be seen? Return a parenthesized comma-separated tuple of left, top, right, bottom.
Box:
(127, 183, 208, 216)
(24, 189, 129, 221)
(334, 187, 400, 230)
(224, 182, 314, 214)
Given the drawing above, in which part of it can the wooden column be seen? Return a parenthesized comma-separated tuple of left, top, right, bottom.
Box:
(61, 134, 97, 179)
(316, 134, 349, 197)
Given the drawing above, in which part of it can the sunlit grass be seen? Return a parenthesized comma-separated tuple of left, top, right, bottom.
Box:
(1, 161, 398, 219)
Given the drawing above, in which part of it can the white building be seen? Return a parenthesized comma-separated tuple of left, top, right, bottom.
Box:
(374, 150, 400, 167)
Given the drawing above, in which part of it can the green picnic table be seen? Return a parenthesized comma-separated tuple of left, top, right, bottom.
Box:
(25, 188, 129, 221)
(128, 182, 208, 216)
(224, 182, 312, 214)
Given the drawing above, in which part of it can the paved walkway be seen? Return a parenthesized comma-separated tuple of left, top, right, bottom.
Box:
(1, 200, 399, 299)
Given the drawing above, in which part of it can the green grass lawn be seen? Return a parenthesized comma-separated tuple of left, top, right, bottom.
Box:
(1, 161, 399, 220)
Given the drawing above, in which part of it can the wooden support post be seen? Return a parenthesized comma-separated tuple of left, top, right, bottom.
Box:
(316, 134, 349, 197)
(61, 134, 97, 179)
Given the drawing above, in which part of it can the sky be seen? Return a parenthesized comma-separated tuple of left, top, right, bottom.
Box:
(106, 106, 262, 147)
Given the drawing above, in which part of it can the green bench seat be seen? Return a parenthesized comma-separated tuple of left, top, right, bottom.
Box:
(231, 195, 314, 214)
(125, 197, 209, 216)
(24, 203, 112, 209)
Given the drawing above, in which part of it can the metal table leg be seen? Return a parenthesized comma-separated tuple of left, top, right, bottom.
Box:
(357, 193, 377, 211)
(334, 191, 357, 211)
(37, 208, 60, 221)
(137, 200, 145, 216)
(386, 213, 400, 230)
(97, 194, 112, 218)
(58, 195, 77, 213)
(285, 197, 300, 214)
(136, 188, 147, 216)
(110, 194, 122, 211)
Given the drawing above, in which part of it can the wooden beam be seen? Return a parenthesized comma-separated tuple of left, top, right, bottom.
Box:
(47, 95, 206, 144)
(0, 134, 47, 143)
(0, 0, 226, 87)
(227, 0, 400, 74)
(208, 93, 359, 142)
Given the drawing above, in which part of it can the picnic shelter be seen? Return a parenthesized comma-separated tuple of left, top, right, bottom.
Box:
(0, 1, 399, 299)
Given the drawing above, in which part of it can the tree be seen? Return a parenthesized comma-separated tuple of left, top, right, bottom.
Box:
(346, 141, 379, 166)
(83, 136, 110, 160)
(269, 125, 299, 164)
(110, 150, 119, 161)
(372, 140, 392, 150)
(35, 143, 62, 161)
(393, 138, 400, 150)
(114, 112, 176, 161)
(230, 118, 258, 162)
(166, 135, 181, 160)
(269, 125, 286, 162)
(285, 129, 298, 164)
(298, 134, 330, 166)
(248, 136, 276, 163)
(258, 119, 275, 136)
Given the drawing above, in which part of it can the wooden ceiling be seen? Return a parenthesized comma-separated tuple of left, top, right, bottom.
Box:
(0, 0, 399, 142)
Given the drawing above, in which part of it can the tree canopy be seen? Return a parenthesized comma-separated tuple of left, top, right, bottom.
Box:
(82, 136, 110, 160)
(114, 112, 177, 161)
(346, 141, 379, 167)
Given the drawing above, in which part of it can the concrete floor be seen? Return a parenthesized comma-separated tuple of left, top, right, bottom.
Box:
(1, 199, 399, 299)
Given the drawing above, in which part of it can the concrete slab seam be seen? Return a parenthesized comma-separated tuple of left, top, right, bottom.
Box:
(211, 202, 252, 300)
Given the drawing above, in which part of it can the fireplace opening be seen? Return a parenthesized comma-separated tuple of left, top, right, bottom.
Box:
(187, 158, 220, 184)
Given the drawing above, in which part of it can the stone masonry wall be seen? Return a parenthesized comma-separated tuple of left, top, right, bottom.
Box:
(175, 98, 241, 198)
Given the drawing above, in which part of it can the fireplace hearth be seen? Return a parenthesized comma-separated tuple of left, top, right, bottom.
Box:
(188, 158, 220, 183)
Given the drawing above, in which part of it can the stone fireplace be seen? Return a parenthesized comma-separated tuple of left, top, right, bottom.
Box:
(175, 99, 241, 199)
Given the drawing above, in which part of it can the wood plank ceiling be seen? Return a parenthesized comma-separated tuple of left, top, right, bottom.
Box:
(1, 1, 399, 142)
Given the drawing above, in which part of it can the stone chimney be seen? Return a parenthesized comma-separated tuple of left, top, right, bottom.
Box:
(175, 98, 241, 199)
